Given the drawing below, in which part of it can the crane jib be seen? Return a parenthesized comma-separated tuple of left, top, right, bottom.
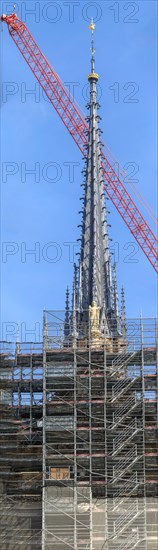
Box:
(1, 13, 158, 273)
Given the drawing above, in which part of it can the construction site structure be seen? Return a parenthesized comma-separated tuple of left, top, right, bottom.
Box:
(0, 341, 43, 549)
(0, 317, 158, 549)
(0, 12, 158, 550)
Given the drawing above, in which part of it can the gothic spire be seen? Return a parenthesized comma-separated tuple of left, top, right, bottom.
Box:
(121, 286, 127, 341)
(77, 20, 114, 334)
(15, 323, 20, 355)
(64, 286, 70, 342)
(64, 21, 123, 343)
(112, 262, 120, 335)
(71, 264, 78, 343)
(113, 264, 119, 314)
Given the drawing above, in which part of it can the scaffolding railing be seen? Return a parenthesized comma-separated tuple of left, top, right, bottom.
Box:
(112, 418, 140, 456)
(0, 341, 43, 550)
(0, 317, 157, 549)
(111, 375, 140, 401)
(42, 314, 157, 550)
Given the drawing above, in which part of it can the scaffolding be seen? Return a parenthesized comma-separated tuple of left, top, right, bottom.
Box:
(0, 317, 157, 549)
(0, 341, 43, 550)
(42, 313, 158, 550)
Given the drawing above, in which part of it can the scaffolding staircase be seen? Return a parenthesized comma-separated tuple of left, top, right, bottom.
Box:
(110, 351, 138, 377)
(110, 392, 140, 430)
(111, 474, 139, 512)
(108, 530, 142, 550)
(112, 446, 141, 483)
(111, 375, 140, 402)
(107, 349, 147, 550)
(112, 419, 140, 457)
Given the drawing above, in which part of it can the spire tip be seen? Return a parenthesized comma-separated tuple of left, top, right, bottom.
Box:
(87, 18, 99, 81)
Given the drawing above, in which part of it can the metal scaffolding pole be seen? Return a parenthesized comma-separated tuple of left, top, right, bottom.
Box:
(0, 317, 157, 549)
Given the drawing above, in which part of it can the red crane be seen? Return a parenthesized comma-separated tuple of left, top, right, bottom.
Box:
(1, 13, 158, 273)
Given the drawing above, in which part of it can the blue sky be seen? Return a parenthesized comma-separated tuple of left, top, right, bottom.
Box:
(1, 0, 157, 342)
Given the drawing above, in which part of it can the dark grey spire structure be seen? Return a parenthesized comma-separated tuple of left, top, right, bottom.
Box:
(71, 264, 78, 339)
(76, 20, 119, 337)
(121, 286, 127, 342)
(64, 286, 70, 342)
(65, 20, 121, 342)
(112, 262, 121, 336)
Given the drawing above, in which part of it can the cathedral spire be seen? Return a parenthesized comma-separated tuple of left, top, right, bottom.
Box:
(15, 323, 20, 355)
(64, 286, 70, 342)
(121, 286, 127, 341)
(65, 22, 124, 345)
(113, 263, 119, 318)
(71, 264, 78, 344)
(77, 21, 114, 335)
(112, 262, 120, 335)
